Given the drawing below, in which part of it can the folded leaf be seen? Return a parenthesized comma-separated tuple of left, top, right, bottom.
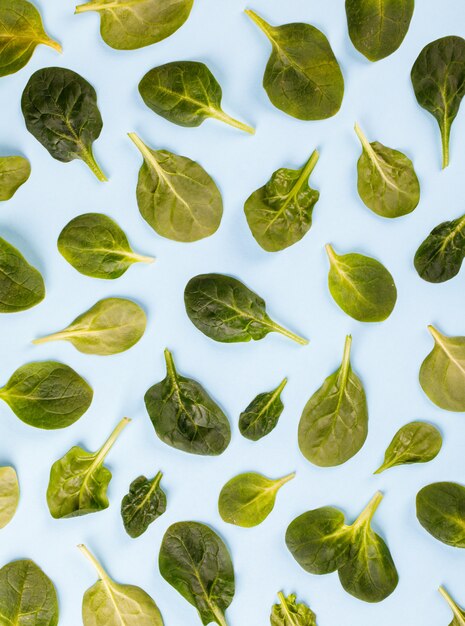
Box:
(121, 472, 166, 538)
(239, 378, 287, 441)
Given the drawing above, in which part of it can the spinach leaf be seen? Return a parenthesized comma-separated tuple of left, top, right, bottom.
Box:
(439, 587, 465, 625)
(286, 492, 398, 603)
(0, 360, 93, 429)
(58, 212, 154, 279)
(75, 0, 193, 51)
(245, 10, 344, 120)
(326, 244, 397, 322)
(0, 466, 19, 529)
(159, 521, 235, 626)
(144, 349, 231, 456)
(298, 335, 368, 467)
(419, 325, 465, 412)
(121, 471, 166, 538)
(270, 592, 316, 626)
(411, 36, 465, 168)
(33, 297, 146, 355)
(0, 236, 45, 312)
(346, 0, 414, 62)
(139, 61, 254, 134)
(184, 273, 308, 344)
(79, 544, 164, 625)
(0, 0, 61, 77)
(218, 471, 294, 528)
(244, 151, 320, 251)
(239, 378, 287, 441)
(374, 421, 442, 474)
(0, 559, 59, 625)
(355, 123, 419, 218)
(21, 67, 107, 181)
(414, 213, 465, 283)
(0, 156, 30, 201)
(129, 132, 222, 242)
(416, 482, 465, 548)
(46, 417, 129, 518)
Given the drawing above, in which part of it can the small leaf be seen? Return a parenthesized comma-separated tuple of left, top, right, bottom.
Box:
(239, 378, 287, 441)
(270, 592, 317, 626)
(219, 471, 294, 527)
(416, 482, 465, 548)
(121, 472, 166, 538)
(0, 236, 45, 312)
(0, 467, 19, 529)
(438, 587, 465, 626)
(0, 156, 31, 201)
(414, 213, 465, 283)
(375, 421, 442, 474)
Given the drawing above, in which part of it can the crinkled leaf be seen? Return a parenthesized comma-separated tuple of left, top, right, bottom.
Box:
(239, 378, 287, 441)
(0, 236, 45, 312)
(414, 213, 465, 283)
(375, 421, 442, 474)
(416, 482, 465, 548)
(0, 467, 19, 529)
(121, 472, 166, 538)
(0, 156, 30, 201)
(270, 592, 316, 626)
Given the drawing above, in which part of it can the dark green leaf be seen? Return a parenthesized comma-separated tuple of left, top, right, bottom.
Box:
(0, 466, 19, 529)
(0, 156, 30, 201)
(416, 482, 465, 548)
(414, 213, 465, 283)
(438, 587, 465, 626)
(239, 378, 287, 441)
(374, 421, 442, 474)
(121, 472, 166, 538)
(0, 236, 45, 312)
(270, 592, 316, 626)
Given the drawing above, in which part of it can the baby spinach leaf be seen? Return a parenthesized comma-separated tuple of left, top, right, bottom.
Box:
(270, 592, 316, 626)
(239, 378, 287, 441)
(121, 471, 166, 538)
(129, 132, 222, 242)
(416, 482, 465, 548)
(75, 0, 193, 50)
(245, 10, 344, 120)
(411, 36, 465, 168)
(218, 471, 294, 528)
(0, 0, 61, 77)
(58, 212, 154, 279)
(298, 335, 368, 467)
(33, 297, 146, 356)
(439, 587, 465, 625)
(159, 521, 235, 626)
(414, 213, 465, 283)
(145, 349, 231, 456)
(47, 417, 129, 518)
(0, 360, 93, 429)
(0, 466, 19, 529)
(0, 236, 45, 312)
(374, 421, 442, 474)
(79, 544, 164, 625)
(139, 61, 254, 134)
(184, 273, 308, 345)
(286, 492, 398, 603)
(346, 0, 414, 62)
(326, 244, 397, 322)
(354, 123, 420, 218)
(0, 559, 59, 625)
(21, 67, 107, 181)
(0, 156, 30, 201)
(244, 150, 320, 251)
(420, 325, 465, 412)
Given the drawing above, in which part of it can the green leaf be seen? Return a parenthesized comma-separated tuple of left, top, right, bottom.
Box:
(298, 335, 368, 467)
(79, 544, 164, 625)
(145, 349, 231, 456)
(419, 325, 465, 412)
(129, 132, 222, 242)
(414, 213, 465, 283)
(244, 151, 320, 251)
(219, 471, 294, 528)
(0, 0, 61, 77)
(0, 467, 19, 529)
(411, 36, 465, 168)
(0, 236, 45, 312)
(184, 273, 308, 345)
(245, 9, 344, 120)
(439, 587, 465, 626)
(75, 0, 193, 50)
(139, 61, 254, 133)
(0, 360, 93, 429)
(46, 417, 129, 518)
(416, 482, 465, 548)
(121, 472, 166, 538)
(374, 421, 442, 474)
(0, 559, 59, 625)
(354, 123, 419, 218)
(239, 378, 287, 441)
(58, 212, 154, 279)
(33, 297, 146, 355)
(346, 0, 414, 62)
(21, 67, 107, 181)
(326, 244, 397, 322)
(270, 592, 316, 626)
(0, 156, 30, 201)
(159, 521, 235, 626)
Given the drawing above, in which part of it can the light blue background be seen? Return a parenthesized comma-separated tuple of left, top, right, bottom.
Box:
(1, 0, 465, 624)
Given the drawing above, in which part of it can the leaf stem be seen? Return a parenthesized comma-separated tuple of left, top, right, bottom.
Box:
(373, 460, 391, 475)
(32, 328, 74, 345)
(78, 544, 109, 581)
(212, 609, 229, 626)
(81, 147, 107, 182)
(97, 417, 131, 461)
(244, 9, 273, 38)
(164, 348, 177, 379)
(298, 150, 319, 184)
(353, 491, 384, 528)
(209, 109, 255, 135)
(126, 251, 155, 264)
(275, 378, 288, 395)
(338, 335, 353, 387)
(75, 0, 115, 12)
(43, 37, 62, 53)
(354, 122, 372, 152)
(441, 121, 451, 169)
(268, 320, 309, 346)
(439, 586, 463, 620)
(325, 243, 338, 264)
(278, 472, 296, 486)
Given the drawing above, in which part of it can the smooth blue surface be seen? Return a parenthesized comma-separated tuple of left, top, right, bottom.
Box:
(1, 0, 465, 624)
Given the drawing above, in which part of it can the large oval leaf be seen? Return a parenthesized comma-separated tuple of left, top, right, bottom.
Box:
(414, 213, 465, 283)
(416, 482, 465, 548)
(0, 156, 30, 201)
(0, 236, 45, 313)
(0, 467, 19, 529)
(121, 472, 166, 538)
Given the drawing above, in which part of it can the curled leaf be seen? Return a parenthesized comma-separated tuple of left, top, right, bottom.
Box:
(239, 378, 287, 441)
(374, 421, 442, 474)
(121, 472, 166, 538)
